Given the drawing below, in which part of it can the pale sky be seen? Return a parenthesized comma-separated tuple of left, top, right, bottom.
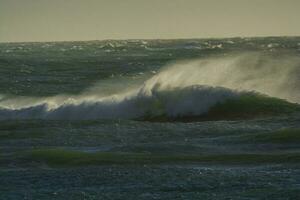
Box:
(0, 0, 300, 42)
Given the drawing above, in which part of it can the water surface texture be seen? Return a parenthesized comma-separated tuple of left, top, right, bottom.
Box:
(0, 37, 300, 199)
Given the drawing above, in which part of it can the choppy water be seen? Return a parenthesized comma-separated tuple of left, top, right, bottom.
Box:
(0, 37, 300, 199)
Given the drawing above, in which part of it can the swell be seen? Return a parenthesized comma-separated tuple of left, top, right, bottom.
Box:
(14, 148, 300, 166)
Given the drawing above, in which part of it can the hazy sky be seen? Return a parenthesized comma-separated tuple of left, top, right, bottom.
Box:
(1, 0, 300, 42)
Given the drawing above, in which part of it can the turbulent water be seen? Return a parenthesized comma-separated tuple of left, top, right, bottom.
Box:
(0, 37, 300, 199)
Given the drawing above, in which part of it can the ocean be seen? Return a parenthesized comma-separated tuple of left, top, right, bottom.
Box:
(0, 37, 300, 199)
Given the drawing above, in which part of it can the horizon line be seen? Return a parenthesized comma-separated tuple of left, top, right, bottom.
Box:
(1, 35, 300, 44)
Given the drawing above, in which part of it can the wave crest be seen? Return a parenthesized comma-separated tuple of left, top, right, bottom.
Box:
(0, 85, 240, 120)
(1, 53, 300, 121)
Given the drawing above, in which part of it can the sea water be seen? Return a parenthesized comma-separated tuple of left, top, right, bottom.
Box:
(0, 37, 299, 199)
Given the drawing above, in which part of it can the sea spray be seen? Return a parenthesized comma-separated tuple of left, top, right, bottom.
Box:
(0, 53, 299, 120)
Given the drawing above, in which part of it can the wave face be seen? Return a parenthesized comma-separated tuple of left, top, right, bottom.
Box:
(0, 53, 300, 120)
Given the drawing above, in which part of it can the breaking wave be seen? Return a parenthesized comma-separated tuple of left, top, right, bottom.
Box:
(0, 53, 300, 121)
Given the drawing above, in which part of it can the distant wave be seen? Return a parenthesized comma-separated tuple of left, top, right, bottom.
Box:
(0, 53, 299, 121)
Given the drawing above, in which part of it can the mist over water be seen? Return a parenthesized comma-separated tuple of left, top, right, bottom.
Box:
(143, 52, 300, 103)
